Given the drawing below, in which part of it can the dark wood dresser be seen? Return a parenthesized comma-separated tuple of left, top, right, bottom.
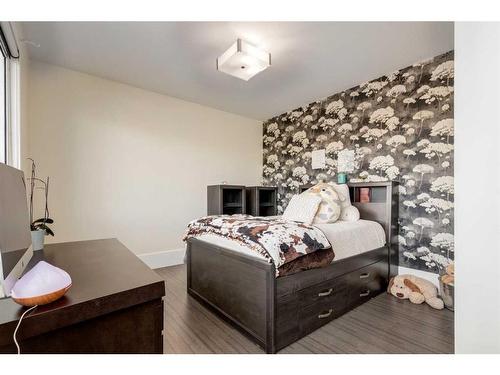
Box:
(0, 239, 165, 354)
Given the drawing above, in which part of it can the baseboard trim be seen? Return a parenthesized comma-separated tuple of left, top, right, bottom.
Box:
(398, 266, 439, 286)
(139, 247, 186, 269)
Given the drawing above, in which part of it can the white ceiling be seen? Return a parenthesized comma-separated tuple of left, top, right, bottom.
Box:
(20, 22, 454, 120)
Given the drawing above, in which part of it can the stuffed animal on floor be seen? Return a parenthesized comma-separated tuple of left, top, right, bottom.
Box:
(440, 264, 454, 285)
(388, 274, 444, 310)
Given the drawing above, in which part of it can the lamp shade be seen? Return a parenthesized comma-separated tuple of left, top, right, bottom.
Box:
(11, 261, 72, 306)
(216, 39, 271, 81)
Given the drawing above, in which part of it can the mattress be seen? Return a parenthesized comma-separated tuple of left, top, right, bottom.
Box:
(195, 219, 386, 263)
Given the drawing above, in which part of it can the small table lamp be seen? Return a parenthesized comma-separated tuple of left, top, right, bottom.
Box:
(337, 149, 355, 184)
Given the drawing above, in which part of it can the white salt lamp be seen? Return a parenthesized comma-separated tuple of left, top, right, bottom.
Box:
(11, 261, 72, 306)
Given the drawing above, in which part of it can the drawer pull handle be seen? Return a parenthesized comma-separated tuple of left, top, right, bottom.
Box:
(359, 272, 371, 279)
(318, 309, 333, 319)
(318, 288, 333, 297)
(360, 290, 371, 297)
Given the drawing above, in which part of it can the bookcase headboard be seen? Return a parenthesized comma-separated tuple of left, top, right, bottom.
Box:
(300, 181, 399, 277)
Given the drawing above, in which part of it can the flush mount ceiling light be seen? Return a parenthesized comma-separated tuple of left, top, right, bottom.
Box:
(216, 39, 271, 81)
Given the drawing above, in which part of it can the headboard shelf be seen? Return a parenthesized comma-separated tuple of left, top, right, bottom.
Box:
(300, 181, 399, 278)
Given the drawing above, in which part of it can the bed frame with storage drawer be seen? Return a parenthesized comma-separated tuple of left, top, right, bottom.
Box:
(186, 181, 399, 353)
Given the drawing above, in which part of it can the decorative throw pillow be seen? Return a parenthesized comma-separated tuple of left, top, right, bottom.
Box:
(282, 194, 322, 225)
(340, 205, 360, 222)
(306, 183, 342, 224)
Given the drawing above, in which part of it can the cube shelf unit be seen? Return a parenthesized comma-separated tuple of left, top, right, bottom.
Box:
(246, 186, 278, 216)
(207, 185, 246, 215)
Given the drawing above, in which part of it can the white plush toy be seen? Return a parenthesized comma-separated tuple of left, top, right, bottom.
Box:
(388, 274, 444, 310)
(306, 183, 343, 223)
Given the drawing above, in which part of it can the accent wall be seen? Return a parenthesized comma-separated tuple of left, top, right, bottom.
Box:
(262, 51, 454, 273)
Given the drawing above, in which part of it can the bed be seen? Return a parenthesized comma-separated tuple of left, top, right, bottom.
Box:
(185, 181, 399, 353)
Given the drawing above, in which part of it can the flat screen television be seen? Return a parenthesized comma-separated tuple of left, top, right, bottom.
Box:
(0, 163, 33, 298)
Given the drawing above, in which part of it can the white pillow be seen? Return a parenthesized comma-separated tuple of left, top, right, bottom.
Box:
(282, 194, 322, 225)
(340, 205, 360, 222)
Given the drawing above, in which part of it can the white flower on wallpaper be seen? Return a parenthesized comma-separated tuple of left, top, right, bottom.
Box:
(403, 200, 417, 208)
(403, 149, 416, 159)
(419, 142, 454, 161)
(326, 141, 344, 155)
(369, 106, 394, 125)
(290, 110, 303, 119)
(430, 60, 454, 83)
(430, 176, 454, 199)
(361, 128, 388, 142)
(357, 101, 372, 116)
(385, 166, 400, 180)
(262, 51, 454, 273)
(326, 99, 344, 114)
(292, 166, 307, 177)
(267, 122, 279, 134)
(302, 115, 314, 124)
(369, 155, 394, 174)
(386, 135, 407, 150)
(412, 217, 434, 241)
(419, 86, 453, 105)
(338, 123, 353, 137)
(431, 233, 454, 252)
(266, 154, 280, 168)
(412, 110, 435, 136)
(263, 135, 275, 145)
(403, 97, 416, 109)
(430, 119, 454, 141)
(412, 164, 435, 187)
(385, 116, 400, 131)
(386, 84, 407, 98)
(419, 197, 453, 216)
(361, 80, 388, 96)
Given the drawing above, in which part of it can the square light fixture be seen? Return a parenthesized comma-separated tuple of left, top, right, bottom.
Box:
(216, 39, 271, 81)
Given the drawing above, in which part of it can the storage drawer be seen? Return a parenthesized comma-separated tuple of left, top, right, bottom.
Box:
(298, 274, 347, 307)
(298, 289, 348, 334)
(348, 260, 387, 307)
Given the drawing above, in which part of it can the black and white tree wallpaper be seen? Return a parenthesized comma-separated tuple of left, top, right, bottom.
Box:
(262, 51, 454, 273)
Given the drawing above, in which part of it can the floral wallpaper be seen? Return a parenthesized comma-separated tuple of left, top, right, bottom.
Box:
(262, 51, 454, 273)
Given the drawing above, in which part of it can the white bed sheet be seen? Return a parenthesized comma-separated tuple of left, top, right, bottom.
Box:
(194, 219, 386, 263)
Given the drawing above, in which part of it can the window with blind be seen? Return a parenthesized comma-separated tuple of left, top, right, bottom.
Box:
(1, 22, 20, 167)
(0, 46, 5, 164)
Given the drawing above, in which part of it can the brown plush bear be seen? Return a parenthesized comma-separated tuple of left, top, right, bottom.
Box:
(441, 264, 454, 285)
(388, 274, 444, 310)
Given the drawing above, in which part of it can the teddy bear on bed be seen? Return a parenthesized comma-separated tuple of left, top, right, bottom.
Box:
(388, 274, 444, 310)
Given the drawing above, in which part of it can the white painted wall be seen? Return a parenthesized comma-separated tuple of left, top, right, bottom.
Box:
(398, 266, 439, 286)
(27, 61, 262, 256)
(455, 22, 500, 353)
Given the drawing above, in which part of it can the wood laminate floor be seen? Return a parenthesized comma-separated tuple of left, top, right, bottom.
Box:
(156, 265, 454, 354)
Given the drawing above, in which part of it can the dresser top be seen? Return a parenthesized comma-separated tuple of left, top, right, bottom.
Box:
(0, 239, 165, 345)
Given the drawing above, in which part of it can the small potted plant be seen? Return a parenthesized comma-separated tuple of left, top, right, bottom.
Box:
(27, 159, 55, 251)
